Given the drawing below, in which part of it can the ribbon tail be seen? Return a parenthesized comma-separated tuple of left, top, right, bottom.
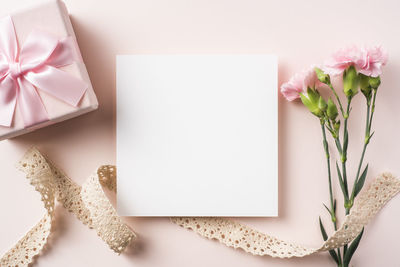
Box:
(24, 65, 87, 106)
(17, 77, 49, 127)
(0, 76, 17, 127)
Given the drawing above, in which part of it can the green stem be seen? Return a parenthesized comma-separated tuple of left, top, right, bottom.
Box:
(369, 90, 378, 133)
(321, 121, 342, 266)
(342, 97, 352, 214)
(342, 162, 349, 214)
(328, 83, 345, 116)
(343, 91, 378, 266)
(343, 92, 377, 265)
(341, 98, 352, 261)
(350, 101, 370, 201)
(321, 123, 336, 223)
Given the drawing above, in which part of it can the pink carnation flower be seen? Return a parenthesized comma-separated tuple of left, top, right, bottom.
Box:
(358, 45, 388, 77)
(281, 67, 321, 101)
(323, 45, 388, 77)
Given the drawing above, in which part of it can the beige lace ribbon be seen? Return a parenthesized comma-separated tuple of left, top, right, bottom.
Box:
(0, 148, 136, 267)
(172, 173, 400, 257)
(1, 148, 400, 266)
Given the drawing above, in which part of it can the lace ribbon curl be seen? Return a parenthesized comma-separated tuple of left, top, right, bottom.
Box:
(0, 148, 136, 267)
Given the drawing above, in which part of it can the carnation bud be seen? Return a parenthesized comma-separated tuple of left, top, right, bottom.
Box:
(343, 66, 359, 97)
(318, 96, 327, 112)
(359, 73, 372, 98)
(315, 67, 330, 84)
(300, 88, 323, 117)
(334, 120, 341, 132)
(369, 76, 381, 90)
(327, 98, 338, 120)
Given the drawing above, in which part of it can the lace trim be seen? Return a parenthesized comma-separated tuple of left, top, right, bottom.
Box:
(171, 173, 400, 258)
(0, 148, 136, 267)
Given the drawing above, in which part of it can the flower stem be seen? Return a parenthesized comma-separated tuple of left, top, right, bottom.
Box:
(369, 89, 378, 133)
(328, 82, 345, 116)
(321, 121, 342, 266)
(350, 100, 371, 201)
(342, 97, 352, 214)
(343, 91, 377, 265)
(340, 97, 352, 261)
(321, 122, 336, 222)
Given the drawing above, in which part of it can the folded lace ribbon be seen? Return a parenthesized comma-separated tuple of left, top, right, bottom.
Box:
(0, 148, 136, 266)
(1, 148, 399, 266)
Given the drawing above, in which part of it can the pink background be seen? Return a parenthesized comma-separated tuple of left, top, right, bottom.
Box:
(1, 0, 400, 266)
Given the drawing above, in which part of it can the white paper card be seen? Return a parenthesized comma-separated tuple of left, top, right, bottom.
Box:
(117, 55, 278, 216)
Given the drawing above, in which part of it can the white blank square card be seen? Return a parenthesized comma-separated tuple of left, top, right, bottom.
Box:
(117, 55, 278, 216)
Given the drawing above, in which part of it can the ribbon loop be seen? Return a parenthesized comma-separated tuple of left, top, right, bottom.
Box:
(19, 29, 59, 72)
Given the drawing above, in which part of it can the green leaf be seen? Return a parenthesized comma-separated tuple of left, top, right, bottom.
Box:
(354, 164, 369, 197)
(319, 217, 328, 240)
(336, 162, 348, 200)
(323, 203, 331, 215)
(319, 217, 339, 265)
(366, 131, 375, 144)
(343, 228, 364, 266)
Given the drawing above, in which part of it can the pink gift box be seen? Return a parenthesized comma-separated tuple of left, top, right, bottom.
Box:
(0, 0, 98, 140)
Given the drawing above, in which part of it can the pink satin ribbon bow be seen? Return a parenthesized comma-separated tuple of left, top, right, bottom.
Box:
(0, 16, 87, 128)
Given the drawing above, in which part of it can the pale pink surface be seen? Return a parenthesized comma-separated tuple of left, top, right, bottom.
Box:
(1, 0, 400, 267)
